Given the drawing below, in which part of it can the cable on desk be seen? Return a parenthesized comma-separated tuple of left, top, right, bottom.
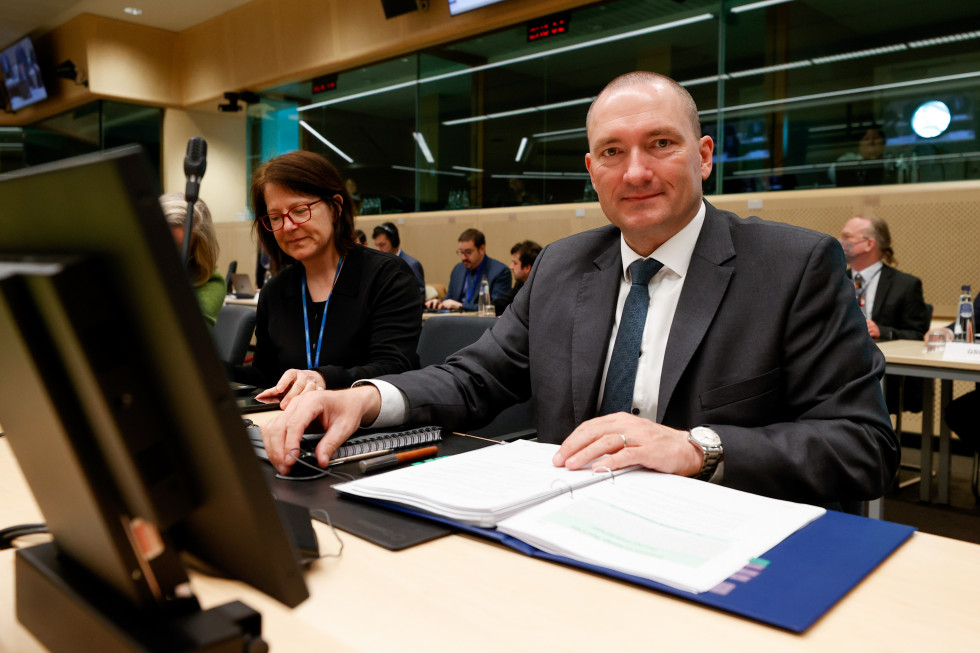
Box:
(308, 509, 344, 560)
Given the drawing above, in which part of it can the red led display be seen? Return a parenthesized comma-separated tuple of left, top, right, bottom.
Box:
(527, 13, 570, 42)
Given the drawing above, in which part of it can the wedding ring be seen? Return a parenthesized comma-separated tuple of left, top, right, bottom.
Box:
(619, 433, 628, 450)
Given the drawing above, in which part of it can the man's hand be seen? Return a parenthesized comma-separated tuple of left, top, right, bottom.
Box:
(439, 298, 463, 310)
(424, 298, 441, 309)
(255, 369, 326, 409)
(260, 385, 382, 475)
(553, 413, 703, 477)
(866, 319, 881, 339)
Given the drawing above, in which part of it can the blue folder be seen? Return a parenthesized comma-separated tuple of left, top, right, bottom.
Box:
(360, 500, 915, 633)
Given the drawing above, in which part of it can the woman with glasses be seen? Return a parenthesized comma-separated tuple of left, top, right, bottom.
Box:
(159, 193, 225, 328)
(238, 150, 421, 406)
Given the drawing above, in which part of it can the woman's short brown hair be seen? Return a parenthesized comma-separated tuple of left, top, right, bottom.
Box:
(250, 150, 355, 273)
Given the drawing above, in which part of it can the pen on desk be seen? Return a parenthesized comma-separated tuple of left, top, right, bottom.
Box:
(358, 446, 440, 474)
(327, 449, 390, 467)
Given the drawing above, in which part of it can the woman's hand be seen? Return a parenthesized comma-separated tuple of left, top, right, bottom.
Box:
(255, 368, 326, 409)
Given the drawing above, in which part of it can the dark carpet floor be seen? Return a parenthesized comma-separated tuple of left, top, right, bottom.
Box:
(880, 442, 980, 544)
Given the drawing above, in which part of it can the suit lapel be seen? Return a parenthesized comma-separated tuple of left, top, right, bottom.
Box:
(657, 206, 735, 422)
(571, 239, 621, 426)
(871, 265, 894, 321)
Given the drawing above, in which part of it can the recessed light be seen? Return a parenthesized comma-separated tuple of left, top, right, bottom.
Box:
(124, 7, 143, 16)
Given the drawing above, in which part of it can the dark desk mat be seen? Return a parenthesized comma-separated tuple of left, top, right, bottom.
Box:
(261, 431, 521, 550)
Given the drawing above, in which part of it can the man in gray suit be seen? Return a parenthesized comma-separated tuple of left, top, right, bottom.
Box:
(263, 72, 897, 510)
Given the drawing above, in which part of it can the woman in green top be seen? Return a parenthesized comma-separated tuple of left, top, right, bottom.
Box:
(159, 193, 225, 328)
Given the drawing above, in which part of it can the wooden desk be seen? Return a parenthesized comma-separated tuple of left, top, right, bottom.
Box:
(3, 438, 980, 651)
(223, 294, 259, 306)
(877, 339, 980, 503)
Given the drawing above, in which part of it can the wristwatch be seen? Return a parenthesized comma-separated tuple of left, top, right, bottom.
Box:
(688, 426, 724, 481)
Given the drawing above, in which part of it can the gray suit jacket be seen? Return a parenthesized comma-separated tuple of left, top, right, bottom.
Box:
(381, 202, 898, 507)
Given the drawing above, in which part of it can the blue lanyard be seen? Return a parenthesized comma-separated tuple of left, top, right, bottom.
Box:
(301, 257, 344, 370)
(463, 258, 487, 303)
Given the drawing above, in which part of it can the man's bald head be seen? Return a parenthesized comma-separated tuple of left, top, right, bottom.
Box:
(585, 72, 702, 144)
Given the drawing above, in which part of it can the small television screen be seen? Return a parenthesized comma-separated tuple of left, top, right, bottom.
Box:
(0, 36, 47, 111)
(449, 0, 513, 16)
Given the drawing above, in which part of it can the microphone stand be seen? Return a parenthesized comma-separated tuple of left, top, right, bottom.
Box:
(181, 137, 207, 269)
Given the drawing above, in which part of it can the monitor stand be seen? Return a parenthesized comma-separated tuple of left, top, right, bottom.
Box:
(16, 542, 267, 653)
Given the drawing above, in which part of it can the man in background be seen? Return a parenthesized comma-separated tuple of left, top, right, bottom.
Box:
(840, 215, 930, 413)
(373, 222, 425, 295)
(830, 125, 896, 187)
(426, 228, 510, 311)
(494, 240, 541, 315)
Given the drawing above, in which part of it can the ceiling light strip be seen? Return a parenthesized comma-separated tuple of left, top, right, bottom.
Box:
(515, 137, 528, 162)
(392, 165, 465, 177)
(728, 60, 811, 78)
(697, 70, 980, 117)
(810, 43, 907, 64)
(532, 127, 586, 138)
(908, 30, 980, 48)
(299, 80, 418, 112)
(730, 0, 795, 14)
(412, 132, 435, 163)
(299, 120, 354, 163)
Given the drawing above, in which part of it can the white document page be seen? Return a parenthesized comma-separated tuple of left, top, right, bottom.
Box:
(334, 440, 611, 527)
(496, 470, 825, 594)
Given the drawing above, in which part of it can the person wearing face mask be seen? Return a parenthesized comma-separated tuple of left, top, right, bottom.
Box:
(840, 214, 929, 413)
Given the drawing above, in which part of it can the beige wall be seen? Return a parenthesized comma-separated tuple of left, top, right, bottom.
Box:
(343, 181, 980, 321)
(162, 107, 250, 281)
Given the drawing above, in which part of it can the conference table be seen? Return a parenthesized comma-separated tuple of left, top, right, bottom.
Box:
(3, 435, 980, 651)
(422, 309, 482, 320)
(878, 339, 980, 504)
(223, 294, 259, 306)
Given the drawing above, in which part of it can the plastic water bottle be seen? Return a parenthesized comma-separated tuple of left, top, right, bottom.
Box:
(477, 278, 493, 316)
(953, 285, 975, 342)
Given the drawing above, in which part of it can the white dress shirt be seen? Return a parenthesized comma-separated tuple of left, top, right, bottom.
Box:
(363, 202, 707, 428)
(852, 260, 883, 319)
(596, 202, 705, 420)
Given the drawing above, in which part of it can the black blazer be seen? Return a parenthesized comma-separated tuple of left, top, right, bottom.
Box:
(382, 203, 898, 509)
(851, 265, 930, 413)
(237, 246, 422, 389)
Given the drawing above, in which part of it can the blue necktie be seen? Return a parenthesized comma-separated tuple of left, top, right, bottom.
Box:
(599, 258, 663, 416)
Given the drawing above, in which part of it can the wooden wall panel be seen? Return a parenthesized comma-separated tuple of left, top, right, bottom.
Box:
(86, 17, 182, 105)
(224, 181, 980, 313)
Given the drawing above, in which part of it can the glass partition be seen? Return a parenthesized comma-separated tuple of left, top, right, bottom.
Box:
(0, 100, 162, 181)
(250, 0, 980, 212)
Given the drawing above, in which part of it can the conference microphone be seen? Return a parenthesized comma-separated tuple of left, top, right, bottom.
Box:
(183, 136, 208, 205)
(180, 137, 207, 268)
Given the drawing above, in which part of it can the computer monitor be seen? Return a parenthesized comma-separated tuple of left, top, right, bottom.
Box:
(0, 146, 308, 649)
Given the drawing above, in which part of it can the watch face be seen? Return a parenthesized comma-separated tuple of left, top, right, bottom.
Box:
(693, 428, 721, 447)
